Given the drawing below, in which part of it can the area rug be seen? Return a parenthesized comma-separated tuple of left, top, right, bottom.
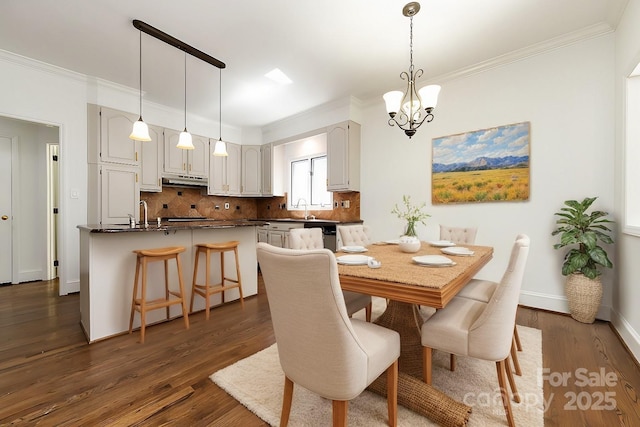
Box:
(211, 299, 543, 426)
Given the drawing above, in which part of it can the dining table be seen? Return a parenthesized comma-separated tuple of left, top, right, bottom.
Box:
(336, 241, 494, 425)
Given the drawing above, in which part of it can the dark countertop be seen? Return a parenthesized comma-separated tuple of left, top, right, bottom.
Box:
(78, 219, 268, 233)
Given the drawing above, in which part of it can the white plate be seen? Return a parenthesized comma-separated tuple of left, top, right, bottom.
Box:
(441, 247, 475, 256)
(341, 245, 368, 253)
(336, 255, 372, 265)
(428, 240, 457, 247)
(412, 255, 455, 266)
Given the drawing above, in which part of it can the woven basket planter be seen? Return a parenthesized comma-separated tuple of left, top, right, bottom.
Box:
(565, 273, 602, 323)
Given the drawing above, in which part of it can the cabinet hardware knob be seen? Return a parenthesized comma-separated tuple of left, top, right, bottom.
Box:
(1, 215, 8, 220)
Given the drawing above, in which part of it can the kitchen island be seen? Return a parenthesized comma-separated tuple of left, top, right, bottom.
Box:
(78, 220, 265, 343)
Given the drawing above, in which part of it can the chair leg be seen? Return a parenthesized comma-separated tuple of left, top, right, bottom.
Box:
(129, 256, 141, 334)
(280, 376, 294, 427)
(422, 346, 432, 385)
(175, 254, 189, 329)
(365, 302, 372, 322)
(386, 360, 398, 427)
(190, 247, 200, 313)
(510, 336, 522, 376)
(450, 354, 456, 372)
(496, 360, 516, 427)
(139, 257, 148, 344)
(505, 355, 521, 403)
(164, 259, 170, 320)
(332, 400, 348, 427)
(514, 325, 522, 351)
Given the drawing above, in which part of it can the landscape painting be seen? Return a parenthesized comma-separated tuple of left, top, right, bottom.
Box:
(431, 122, 530, 204)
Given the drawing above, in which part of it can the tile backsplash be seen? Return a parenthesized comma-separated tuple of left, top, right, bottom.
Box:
(141, 189, 361, 222)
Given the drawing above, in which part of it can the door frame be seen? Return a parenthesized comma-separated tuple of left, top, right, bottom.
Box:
(46, 143, 59, 280)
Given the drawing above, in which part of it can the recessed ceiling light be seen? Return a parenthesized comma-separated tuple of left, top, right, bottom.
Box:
(265, 68, 292, 85)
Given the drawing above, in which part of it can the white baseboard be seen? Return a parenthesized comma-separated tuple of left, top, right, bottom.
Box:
(60, 279, 79, 295)
(18, 269, 44, 284)
(519, 289, 611, 321)
(610, 309, 640, 365)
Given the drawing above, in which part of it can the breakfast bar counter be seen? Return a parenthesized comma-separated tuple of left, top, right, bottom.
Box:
(78, 220, 265, 343)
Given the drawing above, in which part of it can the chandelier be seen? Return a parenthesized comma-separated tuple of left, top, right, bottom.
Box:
(383, 2, 441, 139)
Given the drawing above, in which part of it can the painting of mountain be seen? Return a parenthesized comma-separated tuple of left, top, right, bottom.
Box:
(431, 122, 530, 204)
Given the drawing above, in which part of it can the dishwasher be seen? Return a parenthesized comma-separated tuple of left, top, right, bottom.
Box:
(304, 222, 337, 252)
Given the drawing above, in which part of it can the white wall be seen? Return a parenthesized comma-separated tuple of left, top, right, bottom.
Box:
(359, 34, 616, 320)
(613, 0, 640, 361)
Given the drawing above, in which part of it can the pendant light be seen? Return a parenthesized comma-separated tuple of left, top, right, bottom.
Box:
(177, 51, 194, 149)
(129, 29, 151, 141)
(383, 2, 441, 139)
(213, 68, 228, 156)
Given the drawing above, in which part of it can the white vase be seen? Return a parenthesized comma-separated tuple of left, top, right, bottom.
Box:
(398, 235, 421, 253)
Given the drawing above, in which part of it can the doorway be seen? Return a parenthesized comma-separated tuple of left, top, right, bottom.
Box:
(0, 117, 60, 286)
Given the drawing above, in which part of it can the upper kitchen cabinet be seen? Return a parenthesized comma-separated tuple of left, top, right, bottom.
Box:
(88, 105, 139, 166)
(261, 143, 273, 196)
(326, 120, 360, 192)
(163, 129, 209, 178)
(208, 141, 241, 196)
(140, 124, 163, 192)
(241, 145, 262, 196)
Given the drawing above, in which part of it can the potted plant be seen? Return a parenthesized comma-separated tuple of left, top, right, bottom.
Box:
(391, 195, 430, 253)
(551, 197, 614, 323)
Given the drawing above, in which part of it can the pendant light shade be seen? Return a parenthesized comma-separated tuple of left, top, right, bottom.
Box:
(212, 69, 228, 156)
(130, 29, 151, 141)
(177, 52, 194, 150)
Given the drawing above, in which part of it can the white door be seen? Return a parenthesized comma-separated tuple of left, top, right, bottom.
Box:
(0, 136, 12, 284)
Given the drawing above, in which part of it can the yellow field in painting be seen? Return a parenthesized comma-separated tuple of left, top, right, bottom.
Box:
(432, 167, 529, 204)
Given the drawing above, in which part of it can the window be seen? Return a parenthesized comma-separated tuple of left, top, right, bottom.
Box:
(289, 155, 332, 210)
(624, 67, 640, 236)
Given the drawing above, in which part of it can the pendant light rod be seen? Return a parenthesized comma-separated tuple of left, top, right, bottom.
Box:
(132, 19, 226, 69)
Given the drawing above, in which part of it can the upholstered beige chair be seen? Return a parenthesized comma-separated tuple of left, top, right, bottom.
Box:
(439, 225, 478, 244)
(256, 242, 400, 427)
(289, 228, 373, 322)
(456, 233, 530, 375)
(337, 224, 371, 247)
(421, 235, 530, 427)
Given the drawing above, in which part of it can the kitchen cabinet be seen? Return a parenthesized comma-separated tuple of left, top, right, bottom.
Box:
(91, 106, 140, 166)
(257, 222, 304, 248)
(140, 124, 163, 192)
(261, 143, 273, 196)
(88, 163, 140, 225)
(241, 145, 261, 196)
(327, 120, 360, 192)
(163, 129, 209, 178)
(208, 142, 241, 196)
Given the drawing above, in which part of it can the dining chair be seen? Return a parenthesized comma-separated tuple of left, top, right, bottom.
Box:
(256, 242, 400, 427)
(289, 228, 372, 322)
(337, 224, 371, 247)
(456, 233, 530, 375)
(421, 235, 530, 427)
(439, 225, 478, 244)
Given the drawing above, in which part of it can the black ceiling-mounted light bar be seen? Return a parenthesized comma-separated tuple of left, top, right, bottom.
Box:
(132, 19, 226, 69)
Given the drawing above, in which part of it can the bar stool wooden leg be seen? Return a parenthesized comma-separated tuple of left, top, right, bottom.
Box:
(219, 251, 225, 304)
(190, 246, 200, 313)
(140, 256, 148, 344)
(129, 256, 141, 334)
(234, 246, 244, 308)
(175, 253, 190, 329)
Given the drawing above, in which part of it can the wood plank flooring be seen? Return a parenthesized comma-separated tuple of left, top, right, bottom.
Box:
(1, 278, 638, 426)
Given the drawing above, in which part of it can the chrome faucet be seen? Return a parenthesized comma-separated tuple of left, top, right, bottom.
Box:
(295, 198, 309, 220)
(140, 200, 149, 228)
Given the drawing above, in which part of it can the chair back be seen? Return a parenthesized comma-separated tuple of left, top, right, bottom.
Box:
(256, 242, 370, 399)
(468, 235, 530, 361)
(289, 227, 324, 250)
(439, 225, 478, 244)
(337, 224, 371, 247)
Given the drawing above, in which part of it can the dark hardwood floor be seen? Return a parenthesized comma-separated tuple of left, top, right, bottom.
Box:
(1, 278, 638, 426)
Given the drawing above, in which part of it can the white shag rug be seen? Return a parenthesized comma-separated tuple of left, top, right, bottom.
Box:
(211, 298, 543, 426)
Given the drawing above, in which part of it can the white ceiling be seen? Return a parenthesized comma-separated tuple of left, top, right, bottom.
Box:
(0, 0, 628, 129)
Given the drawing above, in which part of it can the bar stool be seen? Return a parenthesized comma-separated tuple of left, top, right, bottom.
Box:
(190, 241, 244, 319)
(129, 246, 190, 343)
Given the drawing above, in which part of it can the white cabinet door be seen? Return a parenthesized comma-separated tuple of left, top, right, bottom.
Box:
(164, 128, 186, 175)
(140, 124, 163, 192)
(208, 149, 226, 195)
(99, 107, 139, 166)
(327, 121, 360, 192)
(187, 135, 209, 178)
(100, 164, 140, 224)
(226, 142, 242, 195)
(241, 145, 261, 196)
(268, 231, 286, 248)
(257, 228, 269, 243)
(261, 143, 272, 196)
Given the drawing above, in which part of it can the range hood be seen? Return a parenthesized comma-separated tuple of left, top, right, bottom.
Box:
(162, 175, 208, 187)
